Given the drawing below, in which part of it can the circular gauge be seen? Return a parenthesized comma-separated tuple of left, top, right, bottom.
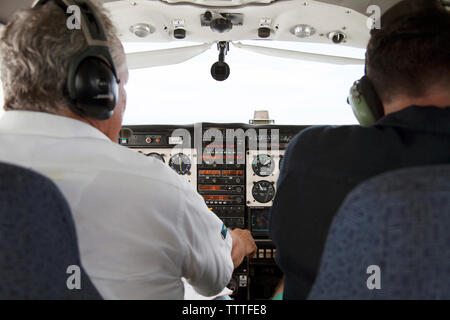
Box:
(252, 154, 275, 177)
(146, 152, 165, 163)
(252, 181, 275, 204)
(169, 153, 191, 175)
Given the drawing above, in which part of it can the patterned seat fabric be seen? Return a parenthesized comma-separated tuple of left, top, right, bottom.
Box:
(0, 162, 102, 299)
(309, 165, 450, 300)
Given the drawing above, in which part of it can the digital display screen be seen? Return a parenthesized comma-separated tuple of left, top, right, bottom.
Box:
(198, 170, 244, 176)
(199, 170, 221, 176)
(202, 195, 232, 201)
(222, 170, 244, 176)
(199, 185, 226, 191)
(251, 209, 271, 233)
(201, 155, 244, 162)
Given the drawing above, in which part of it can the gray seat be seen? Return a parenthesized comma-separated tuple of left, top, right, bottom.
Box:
(308, 165, 450, 300)
(0, 162, 102, 299)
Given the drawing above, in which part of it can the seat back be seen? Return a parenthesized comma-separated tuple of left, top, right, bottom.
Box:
(0, 162, 102, 299)
(309, 165, 450, 300)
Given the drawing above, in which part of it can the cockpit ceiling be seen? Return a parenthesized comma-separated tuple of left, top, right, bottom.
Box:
(1, 0, 447, 48)
(158, 0, 402, 15)
(0, 0, 405, 25)
(106, 0, 371, 47)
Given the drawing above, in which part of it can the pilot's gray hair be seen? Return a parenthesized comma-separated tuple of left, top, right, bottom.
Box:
(0, 0, 125, 113)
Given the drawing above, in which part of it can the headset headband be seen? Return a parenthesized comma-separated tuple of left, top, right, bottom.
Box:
(33, 0, 119, 82)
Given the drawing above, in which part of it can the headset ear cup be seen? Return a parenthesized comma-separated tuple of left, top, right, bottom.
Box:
(359, 76, 384, 119)
(70, 58, 118, 120)
(36, 1, 120, 121)
(347, 76, 384, 127)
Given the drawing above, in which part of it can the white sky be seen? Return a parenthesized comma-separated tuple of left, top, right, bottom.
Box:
(0, 84, 3, 118)
(0, 41, 366, 125)
(122, 41, 365, 126)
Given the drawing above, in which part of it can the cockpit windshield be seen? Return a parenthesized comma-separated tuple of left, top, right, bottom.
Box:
(122, 41, 365, 125)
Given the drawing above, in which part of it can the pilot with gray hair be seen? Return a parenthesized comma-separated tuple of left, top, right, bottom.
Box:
(0, 0, 256, 299)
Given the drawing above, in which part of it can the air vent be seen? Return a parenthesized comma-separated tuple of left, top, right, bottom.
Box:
(290, 24, 316, 38)
(129, 23, 155, 38)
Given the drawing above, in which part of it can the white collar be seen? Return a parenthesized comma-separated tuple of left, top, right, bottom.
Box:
(0, 110, 110, 141)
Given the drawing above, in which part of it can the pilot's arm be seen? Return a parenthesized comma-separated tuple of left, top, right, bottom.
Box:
(175, 185, 237, 296)
(178, 183, 256, 297)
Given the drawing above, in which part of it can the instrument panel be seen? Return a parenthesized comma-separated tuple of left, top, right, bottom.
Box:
(133, 148, 197, 186)
(119, 123, 306, 299)
(246, 150, 285, 207)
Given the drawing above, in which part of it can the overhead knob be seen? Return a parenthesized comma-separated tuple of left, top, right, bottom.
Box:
(174, 28, 186, 39)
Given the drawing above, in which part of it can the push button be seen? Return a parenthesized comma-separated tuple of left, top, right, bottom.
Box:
(258, 249, 265, 259)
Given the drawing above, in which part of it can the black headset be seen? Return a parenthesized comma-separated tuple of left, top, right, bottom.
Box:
(34, 0, 119, 120)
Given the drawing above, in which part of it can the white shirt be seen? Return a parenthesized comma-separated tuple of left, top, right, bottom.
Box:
(0, 111, 233, 299)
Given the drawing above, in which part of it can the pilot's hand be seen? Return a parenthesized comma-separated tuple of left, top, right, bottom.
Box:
(228, 228, 257, 269)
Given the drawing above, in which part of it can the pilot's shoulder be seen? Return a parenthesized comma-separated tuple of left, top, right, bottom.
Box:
(106, 142, 193, 194)
(286, 125, 382, 164)
(290, 124, 382, 148)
